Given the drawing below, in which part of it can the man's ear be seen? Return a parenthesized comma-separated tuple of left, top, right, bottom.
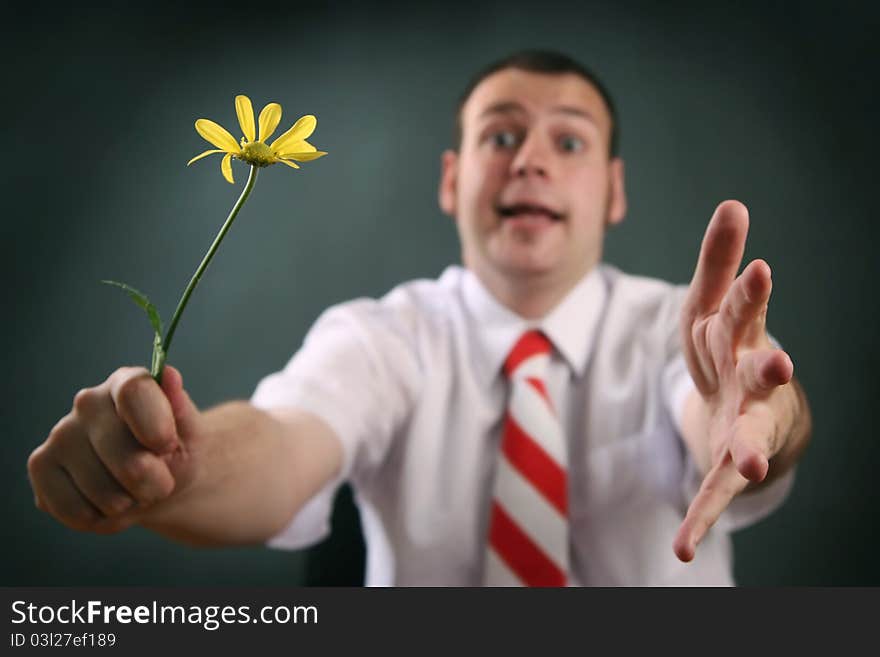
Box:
(607, 157, 627, 226)
(438, 149, 458, 217)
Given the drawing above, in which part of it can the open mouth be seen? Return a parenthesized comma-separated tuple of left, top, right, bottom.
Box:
(497, 203, 564, 222)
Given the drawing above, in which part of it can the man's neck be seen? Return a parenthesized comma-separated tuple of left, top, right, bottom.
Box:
(469, 262, 596, 320)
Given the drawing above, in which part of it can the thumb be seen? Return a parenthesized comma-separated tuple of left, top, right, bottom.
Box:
(159, 365, 201, 439)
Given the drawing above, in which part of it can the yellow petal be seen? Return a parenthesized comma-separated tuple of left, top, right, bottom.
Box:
(269, 115, 317, 153)
(235, 95, 255, 142)
(258, 103, 282, 142)
(195, 119, 240, 152)
(276, 139, 317, 157)
(278, 158, 300, 169)
(187, 149, 226, 165)
(221, 152, 234, 184)
(284, 151, 327, 162)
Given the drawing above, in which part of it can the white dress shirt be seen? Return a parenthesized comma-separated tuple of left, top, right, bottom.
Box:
(251, 264, 794, 586)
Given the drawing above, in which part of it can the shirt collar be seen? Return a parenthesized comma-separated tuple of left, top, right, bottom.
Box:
(461, 265, 607, 384)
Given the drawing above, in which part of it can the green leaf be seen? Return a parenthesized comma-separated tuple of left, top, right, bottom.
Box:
(102, 279, 164, 338)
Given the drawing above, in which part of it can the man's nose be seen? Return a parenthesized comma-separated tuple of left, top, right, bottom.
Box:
(510, 132, 550, 179)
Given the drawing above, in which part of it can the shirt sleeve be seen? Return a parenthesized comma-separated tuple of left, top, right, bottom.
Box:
(250, 299, 421, 549)
(661, 286, 795, 533)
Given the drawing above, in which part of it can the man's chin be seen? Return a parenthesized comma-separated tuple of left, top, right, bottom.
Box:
(489, 247, 596, 286)
(495, 256, 560, 280)
(498, 238, 562, 267)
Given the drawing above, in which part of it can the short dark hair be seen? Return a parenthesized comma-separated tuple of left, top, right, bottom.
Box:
(454, 49, 619, 157)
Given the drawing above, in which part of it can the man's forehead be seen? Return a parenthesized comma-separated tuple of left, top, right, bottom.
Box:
(462, 68, 610, 127)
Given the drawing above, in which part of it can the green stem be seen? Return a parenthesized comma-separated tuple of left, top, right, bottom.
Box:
(152, 164, 259, 383)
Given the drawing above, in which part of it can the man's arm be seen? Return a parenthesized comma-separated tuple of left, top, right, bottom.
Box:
(672, 200, 813, 562)
(138, 403, 343, 546)
(28, 365, 343, 546)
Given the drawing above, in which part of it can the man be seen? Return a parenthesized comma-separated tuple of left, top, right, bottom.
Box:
(27, 50, 811, 585)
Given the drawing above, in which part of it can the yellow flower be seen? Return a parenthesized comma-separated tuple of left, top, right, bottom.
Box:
(187, 94, 327, 184)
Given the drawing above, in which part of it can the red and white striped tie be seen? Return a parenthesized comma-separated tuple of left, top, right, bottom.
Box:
(485, 330, 569, 586)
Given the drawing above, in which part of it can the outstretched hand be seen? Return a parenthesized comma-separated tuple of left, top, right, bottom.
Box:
(673, 200, 799, 562)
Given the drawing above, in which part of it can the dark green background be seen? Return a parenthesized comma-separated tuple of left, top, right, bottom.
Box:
(4, 0, 877, 585)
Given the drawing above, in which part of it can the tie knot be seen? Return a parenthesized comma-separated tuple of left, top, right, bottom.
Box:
(503, 330, 552, 379)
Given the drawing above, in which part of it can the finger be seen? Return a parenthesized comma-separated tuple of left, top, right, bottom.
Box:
(673, 454, 749, 562)
(30, 457, 103, 532)
(728, 412, 772, 482)
(717, 259, 772, 352)
(685, 200, 749, 318)
(160, 365, 200, 439)
(108, 367, 179, 453)
(737, 348, 793, 398)
(86, 398, 176, 505)
(32, 463, 134, 535)
(56, 434, 137, 517)
(29, 417, 100, 527)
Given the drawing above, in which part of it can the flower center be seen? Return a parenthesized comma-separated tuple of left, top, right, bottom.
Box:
(239, 141, 275, 167)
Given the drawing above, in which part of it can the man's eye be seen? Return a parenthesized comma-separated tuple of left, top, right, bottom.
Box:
(559, 135, 585, 153)
(490, 131, 520, 148)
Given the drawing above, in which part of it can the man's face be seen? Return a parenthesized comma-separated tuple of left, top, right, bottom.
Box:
(439, 68, 626, 293)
